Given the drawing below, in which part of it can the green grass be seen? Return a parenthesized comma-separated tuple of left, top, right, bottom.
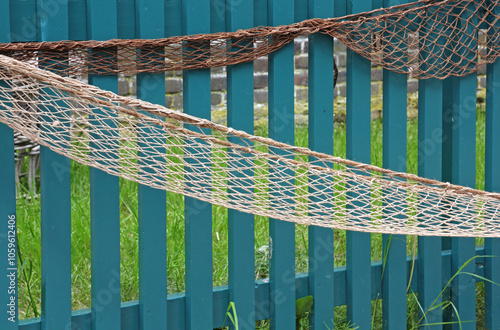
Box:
(15, 110, 489, 328)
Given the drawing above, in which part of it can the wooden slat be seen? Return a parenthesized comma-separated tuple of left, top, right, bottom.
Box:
(9, 0, 36, 42)
(417, 82, 444, 329)
(86, 1, 122, 329)
(36, 1, 73, 329)
(134, 1, 168, 329)
(443, 75, 477, 330)
(381, 1, 408, 328)
(345, 0, 372, 327)
(484, 5, 500, 328)
(68, 0, 86, 41)
(181, 1, 214, 328)
(416, 7, 444, 328)
(165, 0, 182, 37)
(307, 0, 335, 329)
(268, 0, 296, 329)
(226, 0, 256, 329)
(441, 4, 477, 328)
(0, 4, 18, 329)
(484, 26, 500, 329)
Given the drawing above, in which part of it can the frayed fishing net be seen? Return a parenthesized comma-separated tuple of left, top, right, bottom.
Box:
(0, 0, 497, 79)
(0, 54, 499, 237)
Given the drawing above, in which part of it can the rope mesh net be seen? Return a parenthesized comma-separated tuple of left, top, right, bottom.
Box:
(0, 0, 497, 79)
(0, 0, 500, 237)
(1, 55, 500, 237)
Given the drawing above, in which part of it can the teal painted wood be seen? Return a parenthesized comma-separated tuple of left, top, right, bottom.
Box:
(444, 76, 476, 330)
(181, 1, 214, 328)
(484, 7, 500, 328)
(417, 77, 443, 329)
(68, 0, 86, 41)
(268, 0, 296, 329)
(307, 0, 334, 329)
(381, 1, 408, 327)
(254, 0, 268, 27)
(485, 39, 500, 330)
(36, 1, 73, 329)
(0, 4, 18, 329)
(345, 0, 372, 327)
(226, 1, 256, 329)
(165, 0, 182, 37)
(9, 0, 36, 42)
(134, 1, 168, 329)
(118, 0, 136, 39)
(210, 0, 225, 33)
(17, 246, 489, 329)
(0, 123, 17, 330)
(86, 1, 122, 329)
(416, 8, 444, 328)
(441, 4, 477, 327)
(295, 0, 307, 23)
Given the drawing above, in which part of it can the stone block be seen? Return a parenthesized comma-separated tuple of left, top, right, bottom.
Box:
(407, 80, 418, 94)
(118, 79, 130, 95)
(173, 94, 183, 109)
(211, 92, 223, 106)
(165, 78, 183, 93)
(295, 88, 308, 102)
(254, 57, 268, 72)
(254, 89, 268, 104)
(211, 75, 227, 91)
(295, 55, 308, 70)
(254, 73, 268, 89)
(294, 73, 308, 86)
(371, 68, 383, 81)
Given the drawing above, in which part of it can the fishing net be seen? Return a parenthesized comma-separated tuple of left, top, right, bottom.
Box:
(0, 0, 497, 79)
(1, 0, 500, 237)
(0, 54, 499, 237)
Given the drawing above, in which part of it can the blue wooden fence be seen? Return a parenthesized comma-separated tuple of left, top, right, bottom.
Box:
(0, 0, 499, 329)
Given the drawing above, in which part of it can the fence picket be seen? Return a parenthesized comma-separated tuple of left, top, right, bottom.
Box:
(485, 28, 500, 329)
(181, 1, 214, 328)
(416, 71, 444, 329)
(345, 0, 373, 327)
(268, 0, 296, 328)
(226, 1, 256, 329)
(307, 0, 335, 328)
(134, 1, 168, 329)
(416, 6, 444, 328)
(381, 1, 408, 328)
(36, 2, 73, 329)
(441, 4, 478, 327)
(0, 3, 18, 329)
(86, 1, 122, 329)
